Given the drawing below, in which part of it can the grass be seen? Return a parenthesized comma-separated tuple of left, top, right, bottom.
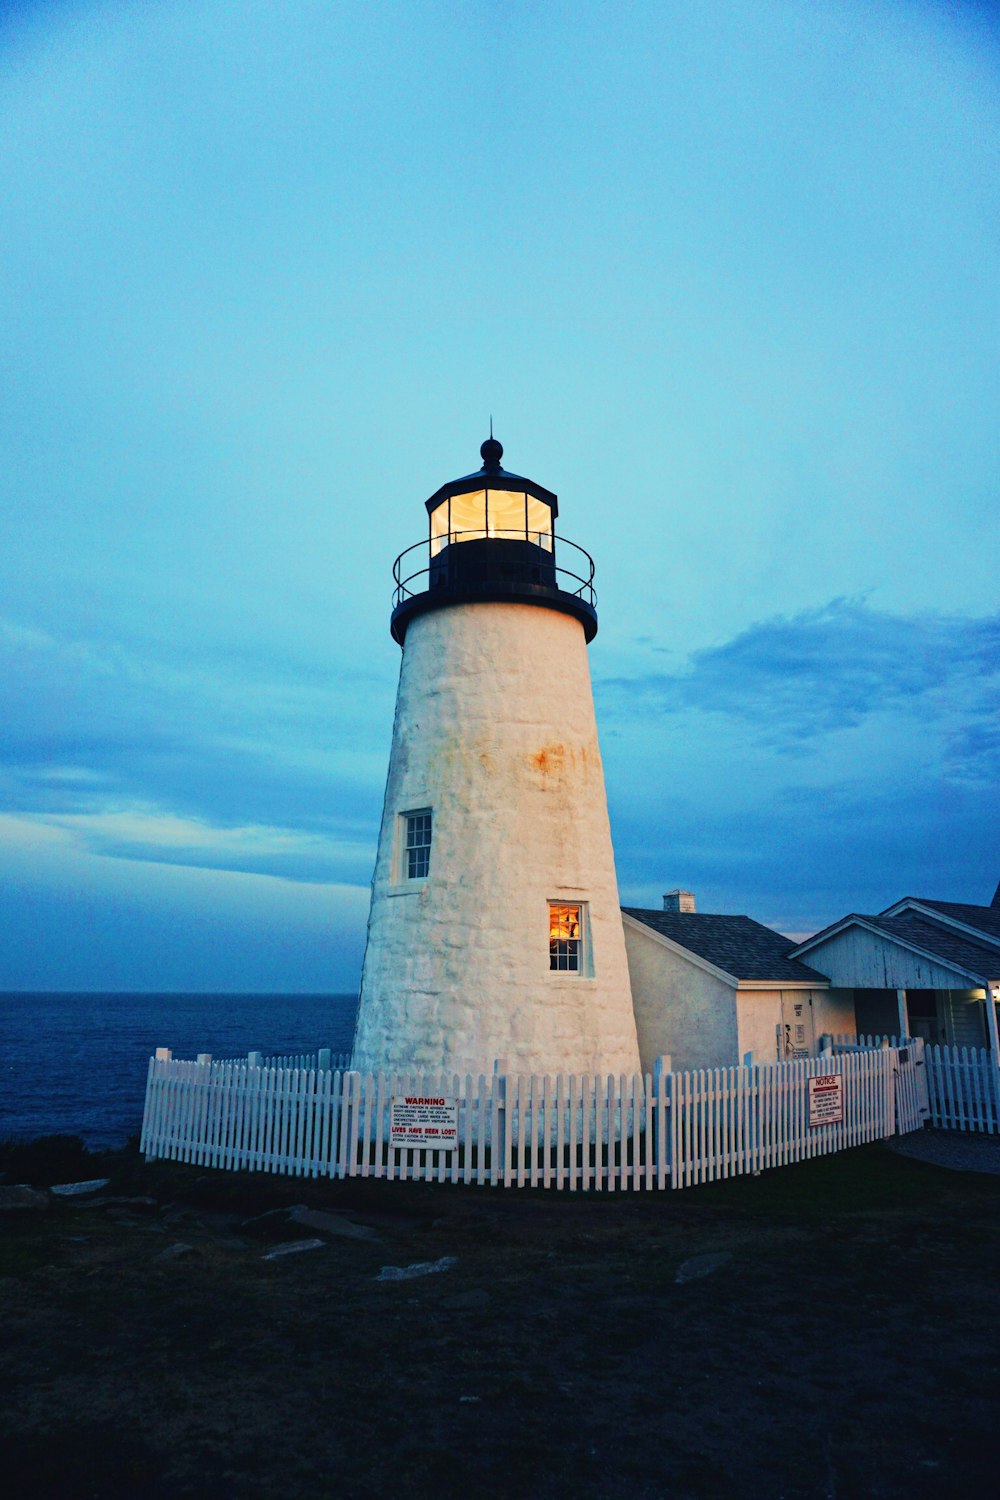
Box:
(1, 1136, 998, 1498)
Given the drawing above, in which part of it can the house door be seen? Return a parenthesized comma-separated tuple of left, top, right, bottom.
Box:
(780, 993, 815, 1059)
(906, 989, 943, 1046)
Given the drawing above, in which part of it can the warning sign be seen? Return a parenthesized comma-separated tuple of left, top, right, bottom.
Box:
(808, 1073, 843, 1127)
(390, 1095, 458, 1150)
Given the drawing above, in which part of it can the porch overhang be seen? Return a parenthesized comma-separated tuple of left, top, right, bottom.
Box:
(791, 914, 1000, 1058)
(790, 915, 996, 993)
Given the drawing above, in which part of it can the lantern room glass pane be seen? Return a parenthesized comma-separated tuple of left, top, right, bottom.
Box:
(449, 489, 487, 543)
(526, 494, 554, 551)
(430, 502, 449, 557)
(428, 488, 554, 555)
(485, 489, 525, 540)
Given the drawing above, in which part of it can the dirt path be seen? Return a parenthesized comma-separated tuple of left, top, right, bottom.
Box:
(2, 1138, 999, 1499)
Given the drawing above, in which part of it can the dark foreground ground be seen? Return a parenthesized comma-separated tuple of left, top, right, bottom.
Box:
(1, 1134, 998, 1500)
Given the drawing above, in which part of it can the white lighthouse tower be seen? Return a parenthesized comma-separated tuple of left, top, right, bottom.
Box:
(351, 436, 641, 1080)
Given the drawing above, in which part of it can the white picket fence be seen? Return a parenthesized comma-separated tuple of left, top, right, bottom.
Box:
(829, 1034, 927, 1136)
(140, 1046, 905, 1192)
(925, 1044, 999, 1134)
(210, 1049, 352, 1073)
(831, 1034, 1000, 1136)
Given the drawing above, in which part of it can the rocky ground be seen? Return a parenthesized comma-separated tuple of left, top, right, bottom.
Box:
(1, 1133, 999, 1499)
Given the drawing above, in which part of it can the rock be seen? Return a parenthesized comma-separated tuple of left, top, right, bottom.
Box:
(288, 1206, 379, 1241)
(261, 1238, 325, 1261)
(66, 1195, 158, 1213)
(377, 1255, 457, 1282)
(0, 1185, 49, 1212)
(442, 1288, 490, 1311)
(242, 1204, 379, 1243)
(674, 1251, 733, 1284)
(49, 1178, 111, 1197)
(153, 1242, 195, 1264)
(240, 1207, 299, 1239)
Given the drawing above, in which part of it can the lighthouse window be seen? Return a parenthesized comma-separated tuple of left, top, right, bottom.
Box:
(488, 489, 528, 540)
(449, 490, 488, 544)
(525, 494, 554, 551)
(404, 810, 432, 880)
(429, 490, 554, 554)
(549, 903, 583, 972)
(430, 503, 450, 557)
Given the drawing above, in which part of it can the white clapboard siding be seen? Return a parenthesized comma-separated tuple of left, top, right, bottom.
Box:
(141, 1046, 905, 1191)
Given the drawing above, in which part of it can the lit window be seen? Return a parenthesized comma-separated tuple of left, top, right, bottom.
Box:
(428, 490, 554, 554)
(404, 810, 432, 880)
(549, 903, 583, 972)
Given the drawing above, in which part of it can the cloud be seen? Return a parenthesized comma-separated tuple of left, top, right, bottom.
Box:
(601, 600, 1000, 930)
(0, 613, 389, 881)
(30, 807, 374, 885)
(0, 815, 369, 990)
(4, 597, 997, 936)
(599, 598, 1000, 771)
(613, 772, 1000, 936)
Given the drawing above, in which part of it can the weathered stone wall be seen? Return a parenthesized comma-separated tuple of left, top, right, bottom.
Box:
(352, 601, 641, 1079)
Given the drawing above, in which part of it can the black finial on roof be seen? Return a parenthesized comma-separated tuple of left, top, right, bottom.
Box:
(480, 433, 503, 472)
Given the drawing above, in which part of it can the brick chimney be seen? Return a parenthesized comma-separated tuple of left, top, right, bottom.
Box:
(663, 889, 696, 913)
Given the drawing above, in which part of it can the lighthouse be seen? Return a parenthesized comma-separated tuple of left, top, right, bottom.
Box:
(351, 436, 641, 1080)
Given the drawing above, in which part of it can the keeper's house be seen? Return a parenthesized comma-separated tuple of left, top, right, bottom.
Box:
(622, 880, 1000, 1073)
(622, 892, 855, 1074)
(788, 884, 1000, 1062)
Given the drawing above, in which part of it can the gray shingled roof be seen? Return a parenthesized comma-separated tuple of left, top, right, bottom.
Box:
(621, 909, 829, 984)
(900, 899, 1000, 944)
(860, 912, 1000, 980)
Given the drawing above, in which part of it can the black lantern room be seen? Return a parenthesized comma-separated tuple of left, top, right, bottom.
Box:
(390, 437, 597, 644)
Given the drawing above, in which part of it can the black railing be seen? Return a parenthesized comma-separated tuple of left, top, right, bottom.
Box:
(392, 529, 597, 610)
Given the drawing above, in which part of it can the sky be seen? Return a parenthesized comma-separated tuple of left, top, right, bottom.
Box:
(1, 0, 997, 991)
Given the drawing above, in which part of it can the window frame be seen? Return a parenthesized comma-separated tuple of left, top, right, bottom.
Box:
(548, 900, 591, 977)
(393, 807, 433, 886)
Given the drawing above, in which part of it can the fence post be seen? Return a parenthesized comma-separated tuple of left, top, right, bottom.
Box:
(155, 1047, 172, 1062)
(885, 1046, 896, 1137)
(318, 1048, 331, 1072)
(248, 1051, 262, 1070)
(910, 1036, 930, 1120)
(744, 1052, 761, 1174)
(492, 1060, 508, 1187)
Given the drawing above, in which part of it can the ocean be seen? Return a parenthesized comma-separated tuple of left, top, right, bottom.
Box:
(0, 991, 359, 1149)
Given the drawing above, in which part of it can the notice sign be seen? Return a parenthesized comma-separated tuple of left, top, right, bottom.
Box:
(808, 1073, 843, 1127)
(390, 1095, 458, 1150)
